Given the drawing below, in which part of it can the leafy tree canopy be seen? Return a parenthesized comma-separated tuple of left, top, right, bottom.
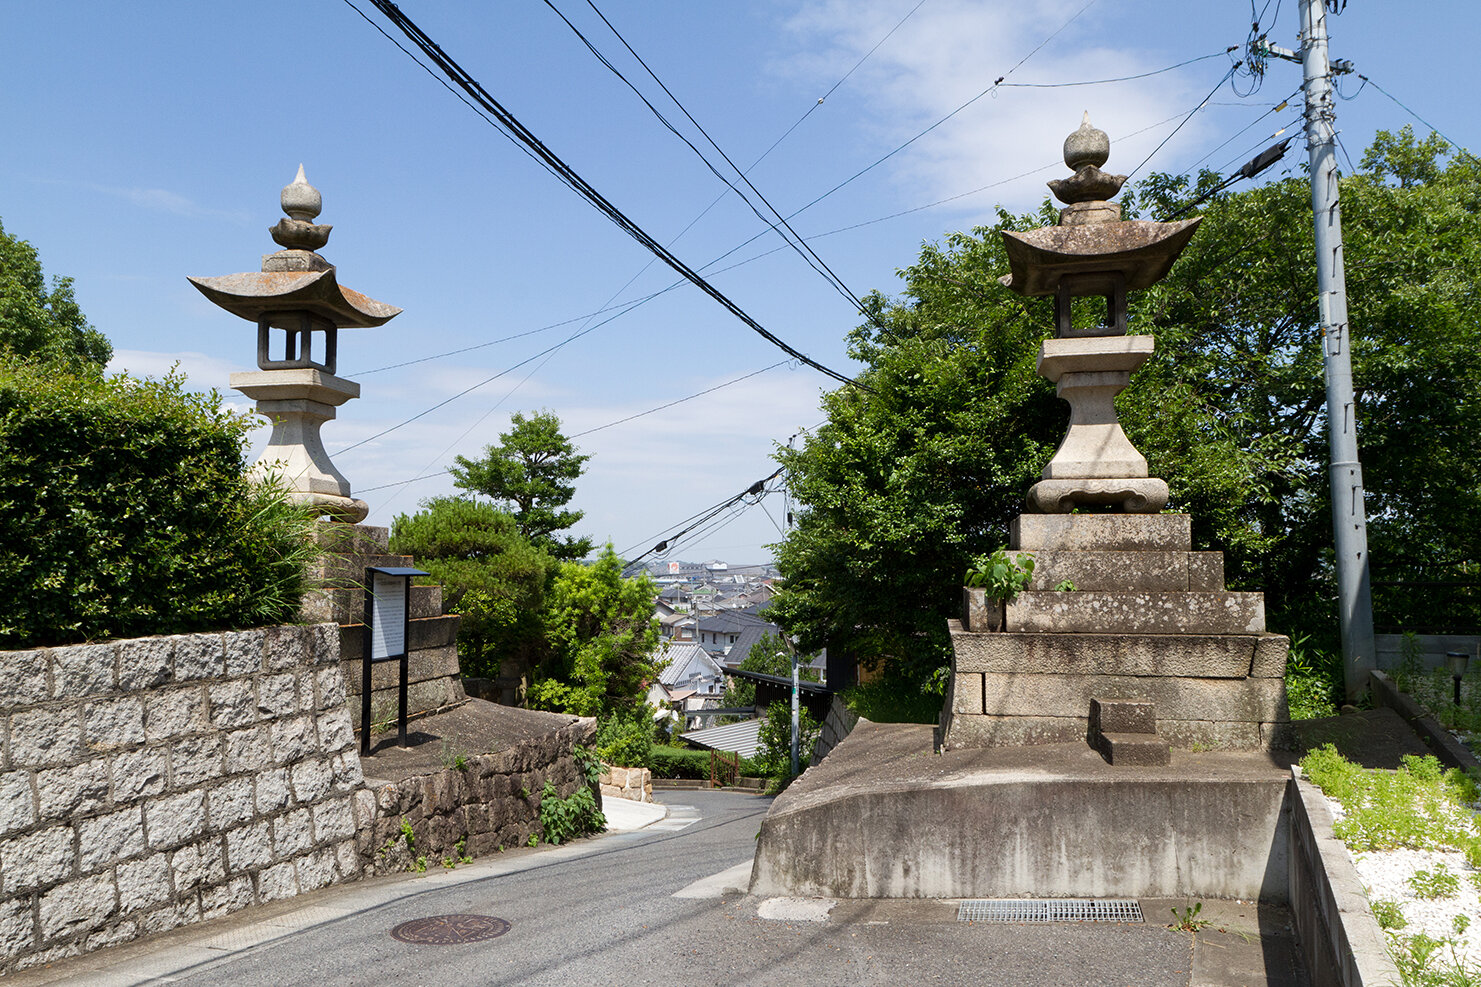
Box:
(527, 546, 662, 718)
(0, 218, 111, 371)
(390, 497, 556, 680)
(770, 128, 1481, 693)
(450, 411, 593, 560)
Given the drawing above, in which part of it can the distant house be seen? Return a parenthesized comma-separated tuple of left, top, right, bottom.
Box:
(679, 717, 764, 760)
(656, 641, 726, 698)
(696, 609, 779, 654)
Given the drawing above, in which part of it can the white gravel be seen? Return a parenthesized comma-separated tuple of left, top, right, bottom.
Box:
(1323, 793, 1481, 967)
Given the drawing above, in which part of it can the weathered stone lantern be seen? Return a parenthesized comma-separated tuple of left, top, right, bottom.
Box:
(1000, 113, 1200, 514)
(189, 166, 400, 522)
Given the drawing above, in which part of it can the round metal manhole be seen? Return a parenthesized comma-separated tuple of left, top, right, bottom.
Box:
(390, 914, 511, 945)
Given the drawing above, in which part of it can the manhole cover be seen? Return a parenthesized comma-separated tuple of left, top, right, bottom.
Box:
(390, 914, 511, 945)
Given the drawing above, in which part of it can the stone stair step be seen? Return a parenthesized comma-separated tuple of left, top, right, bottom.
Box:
(1011, 514, 1191, 552)
(1094, 731, 1171, 766)
(1007, 590, 1265, 635)
(948, 626, 1288, 679)
(1022, 550, 1224, 593)
(1091, 698, 1156, 735)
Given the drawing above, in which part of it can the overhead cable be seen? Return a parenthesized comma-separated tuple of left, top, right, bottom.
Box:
(549, 0, 871, 319)
(351, 0, 864, 390)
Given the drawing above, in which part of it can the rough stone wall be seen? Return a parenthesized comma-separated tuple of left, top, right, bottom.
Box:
(599, 764, 653, 803)
(0, 625, 367, 973)
(356, 717, 596, 874)
(812, 695, 860, 766)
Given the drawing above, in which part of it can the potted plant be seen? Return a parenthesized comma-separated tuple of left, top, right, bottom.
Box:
(963, 547, 1035, 632)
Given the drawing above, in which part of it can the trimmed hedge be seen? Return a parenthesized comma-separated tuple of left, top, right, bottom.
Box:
(651, 744, 763, 780)
(0, 360, 318, 647)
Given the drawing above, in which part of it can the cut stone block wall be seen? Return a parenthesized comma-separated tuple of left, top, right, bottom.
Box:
(0, 625, 367, 973)
(600, 764, 652, 803)
(300, 523, 467, 721)
(356, 717, 597, 873)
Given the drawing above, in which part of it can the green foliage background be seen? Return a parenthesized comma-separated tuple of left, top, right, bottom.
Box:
(769, 129, 1481, 697)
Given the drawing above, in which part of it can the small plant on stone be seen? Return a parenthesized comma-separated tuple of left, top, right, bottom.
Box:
(1409, 864, 1461, 900)
(1455, 913, 1471, 938)
(1053, 579, 1077, 592)
(439, 738, 469, 771)
(1169, 901, 1209, 933)
(370, 701, 397, 736)
(527, 833, 539, 847)
(1371, 898, 1407, 931)
(572, 744, 604, 788)
(519, 785, 531, 799)
(397, 817, 428, 874)
(963, 547, 1035, 602)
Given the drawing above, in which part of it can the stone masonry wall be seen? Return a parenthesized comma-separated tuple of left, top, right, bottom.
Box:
(599, 764, 653, 803)
(357, 717, 596, 873)
(0, 625, 368, 973)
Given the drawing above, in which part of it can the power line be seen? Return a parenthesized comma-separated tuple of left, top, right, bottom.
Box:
(353, 363, 791, 493)
(570, 362, 788, 439)
(998, 50, 1236, 88)
(543, 0, 871, 321)
(350, 0, 864, 391)
(1359, 73, 1479, 167)
(1125, 62, 1243, 182)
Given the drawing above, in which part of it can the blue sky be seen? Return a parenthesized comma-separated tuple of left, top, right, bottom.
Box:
(3, 1, 1476, 564)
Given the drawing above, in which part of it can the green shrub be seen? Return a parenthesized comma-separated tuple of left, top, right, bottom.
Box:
(843, 675, 941, 724)
(753, 701, 820, 779)
(650, 744, 714, 779)
(537, 781, 604, 844)
(594, 710, 654, 769)
(0, 359, 321, 647)
(1284, 634, 1342, 720)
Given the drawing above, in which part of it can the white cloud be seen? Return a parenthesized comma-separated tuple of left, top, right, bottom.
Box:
(778, 0, 1218, 214)
(81, 182, 251, 224)
(107, 348, 240, 392)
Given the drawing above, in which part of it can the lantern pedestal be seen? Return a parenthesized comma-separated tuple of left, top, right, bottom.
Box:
(230, 369, 368, 522)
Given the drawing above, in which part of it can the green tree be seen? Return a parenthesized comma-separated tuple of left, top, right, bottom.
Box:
(721, 632, 819, 710)
(0, 217, 111, 371)
(526, 546, 662, 717)
(389, 497, 556, 680)
(450, 411, 593, 560)
(770, 128, 1481, 696)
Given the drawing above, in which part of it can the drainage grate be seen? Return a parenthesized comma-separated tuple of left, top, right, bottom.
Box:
(390, 914, 512, 945)
(957, 899, 1144, 924)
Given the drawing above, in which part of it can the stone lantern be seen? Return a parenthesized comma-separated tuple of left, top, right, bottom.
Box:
(1000, 113, 1200, 514)
(189, 166, 400, 523)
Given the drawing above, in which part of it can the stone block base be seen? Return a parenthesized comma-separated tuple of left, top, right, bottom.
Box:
(751, 722, 1290, 901)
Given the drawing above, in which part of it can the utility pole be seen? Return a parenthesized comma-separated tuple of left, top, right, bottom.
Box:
(1264, 0, 1375, 699)
(790, 647, 800, 777)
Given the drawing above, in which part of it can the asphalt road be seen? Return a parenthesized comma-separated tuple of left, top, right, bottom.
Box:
(21, 790, 1227, 987)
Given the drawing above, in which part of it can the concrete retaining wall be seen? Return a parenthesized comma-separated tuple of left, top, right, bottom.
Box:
(1287, 769, 1401, 987)
(358, 718, 597, 873)
(0, 626, 367, 973)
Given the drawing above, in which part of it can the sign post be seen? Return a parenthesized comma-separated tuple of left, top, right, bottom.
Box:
(361, 566, 427, 756)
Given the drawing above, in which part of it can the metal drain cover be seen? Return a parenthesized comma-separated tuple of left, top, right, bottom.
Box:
(957, 899, 1143, 924)
(390, 914, 512, 944)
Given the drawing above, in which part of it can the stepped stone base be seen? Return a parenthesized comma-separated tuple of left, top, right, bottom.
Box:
(301, 523, 467, 725)
(942, 513, 1290, 754)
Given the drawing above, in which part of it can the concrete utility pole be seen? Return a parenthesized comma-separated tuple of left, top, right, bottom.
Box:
(790, 649, 800, 777)
(1265, 0, 1375, 698)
